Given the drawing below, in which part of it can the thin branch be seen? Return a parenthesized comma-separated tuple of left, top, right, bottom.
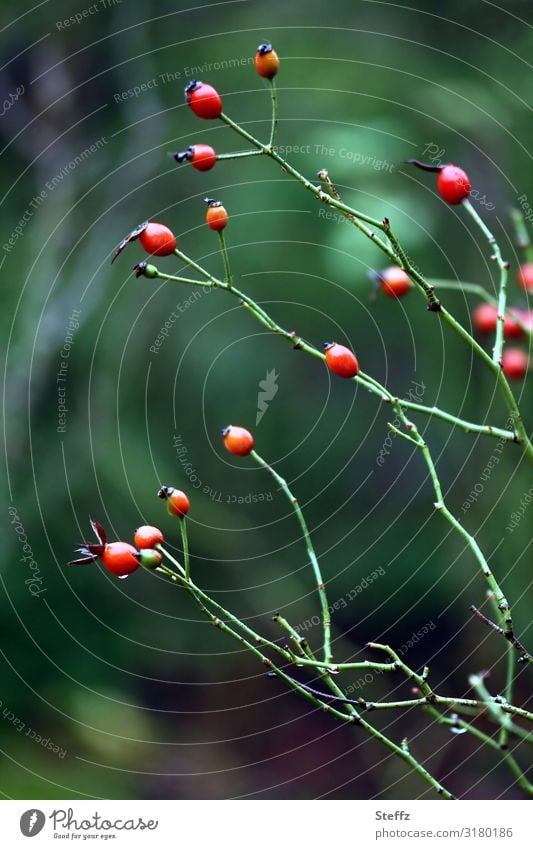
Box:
(156, 558, 454, 798)
(470, 605, 533, 665)
(216, 112, 533, 461)
(462, 199, 509, 365)
(151, 267, 515, 444)
(250, 449, 332, 664)
(218, 229, 232, 289)
(268, 78, 278, 148)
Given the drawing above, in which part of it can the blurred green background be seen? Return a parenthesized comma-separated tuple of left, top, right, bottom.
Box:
(1, 0, 532, 800)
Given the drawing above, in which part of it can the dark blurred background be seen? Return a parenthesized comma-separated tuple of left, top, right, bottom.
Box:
(1, 0, 532, 800)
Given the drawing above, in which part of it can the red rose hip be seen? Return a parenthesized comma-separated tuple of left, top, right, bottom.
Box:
(254, 42, 280, 79)
(436, 164, 471, 205)
(139, 222, 176, 256)
(158, 486, 190, 517)
(324, 342, 359, 378)
(473, 303, 498, 334)
(504, 311, 525, 339)
(185, 80, 223, 119)
(517, 262, 533, 292)
(101, 542, 140, 577)
(67, 520, 140, 578)
(378, 266, 412, 298)
(134, 525, 164, 549)
(222, 425, 254, 456)
(174, 144, 217, 172)
(501, 348, 529, 380)
(205, 199, 228, 231)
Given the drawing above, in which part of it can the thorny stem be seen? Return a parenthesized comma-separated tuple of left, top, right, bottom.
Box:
(217, 111, 533, 461)
(155, 555, 453, 797)
(250, 449, 333, 664)
(462, 199, 509, 365)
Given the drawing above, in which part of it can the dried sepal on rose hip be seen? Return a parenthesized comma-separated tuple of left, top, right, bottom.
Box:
(67, 519, 140, 578)
(205, 198, 229, 231)
(173, 144, 217, 171)
(133, 261, 158, 279)
(323, 342, 359, 378)
(406, 159, 471, 205)
(158, 486, 190, 516)
(112, 222, 176, 263)
(254, 42, 280, 79)
(222, 425, 254, 456)
(185, 80, 223, 119)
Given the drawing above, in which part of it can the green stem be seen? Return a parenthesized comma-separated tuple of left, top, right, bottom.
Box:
(155, 556, 467, 797)
(268, 78, 278, 148)
(175, 572, 354, 724)
(487, 592, 516, 749)
(390, 406, 514, 636)
(274, 619, 453, 798)
(430, 279, 497, 302)
(250, 449, 333, 664)
(174, 247, 215, 282)
(462, 199, 509, 365)
(386, 396, 516, 442)
(157, 546, 291, 663)
(501, 653, 516, 749)
(216, 150, 264, 160)
(219, 112, 385, 230)
(218, 229, 232, 289)
(430, 279, 532, 337)
(179, 517, 190, 581)
(469, 674, 513, 733)
(284, 652, 398, 674)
